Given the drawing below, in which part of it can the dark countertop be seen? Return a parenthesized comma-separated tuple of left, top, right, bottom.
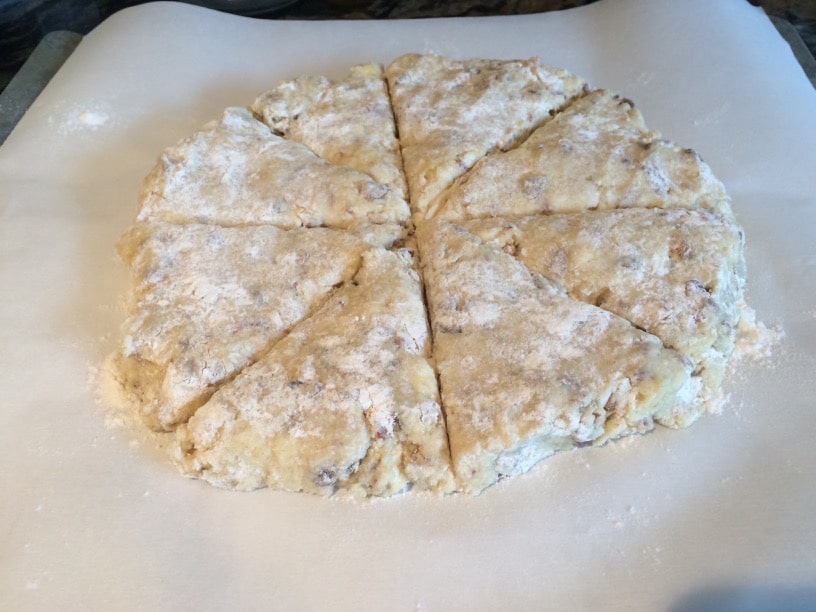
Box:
(1, 0, 814, 89)
(1, 0, 814, 145)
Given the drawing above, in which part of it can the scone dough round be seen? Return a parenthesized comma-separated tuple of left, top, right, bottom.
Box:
(113, 55, 746, 496)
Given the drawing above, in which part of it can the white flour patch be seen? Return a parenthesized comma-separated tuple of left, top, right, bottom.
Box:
(50, 103, 115, 135)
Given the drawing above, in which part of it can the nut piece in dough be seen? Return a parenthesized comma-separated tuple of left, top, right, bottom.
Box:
(175, 247, 454, 496)
(418, 221, 692, 494)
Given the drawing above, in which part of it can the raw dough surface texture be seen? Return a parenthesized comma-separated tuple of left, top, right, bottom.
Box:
(111, 54, 746, 496)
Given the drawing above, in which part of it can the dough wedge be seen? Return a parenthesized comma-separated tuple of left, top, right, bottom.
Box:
(418, 221, 692, 493)
(462, 208, 746, 426)
(436, 89, 733, 222)
(137, 107, 409, 228)
(385, 53, 585, 221)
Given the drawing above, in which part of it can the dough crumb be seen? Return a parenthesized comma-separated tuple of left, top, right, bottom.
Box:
(91, 354, 173, 453)
(731, 302, 784, 367)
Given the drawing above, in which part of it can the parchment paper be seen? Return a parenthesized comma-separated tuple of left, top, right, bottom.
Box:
(1, 0, 815, 609)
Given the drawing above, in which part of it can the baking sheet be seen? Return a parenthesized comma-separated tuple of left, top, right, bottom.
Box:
(1, 0, 815, 609)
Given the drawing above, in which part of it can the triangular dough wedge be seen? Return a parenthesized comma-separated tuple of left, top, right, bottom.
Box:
(174, 247, 454, 496)
(251, 63, 407, 200)
(137, 107, 409, 228)
(385, 53, 586, 220)
(436, 89, 733, 222)
(463, 208, 746, 426)
(115, 221, 404, 430)
(418, 221, 692, 494)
